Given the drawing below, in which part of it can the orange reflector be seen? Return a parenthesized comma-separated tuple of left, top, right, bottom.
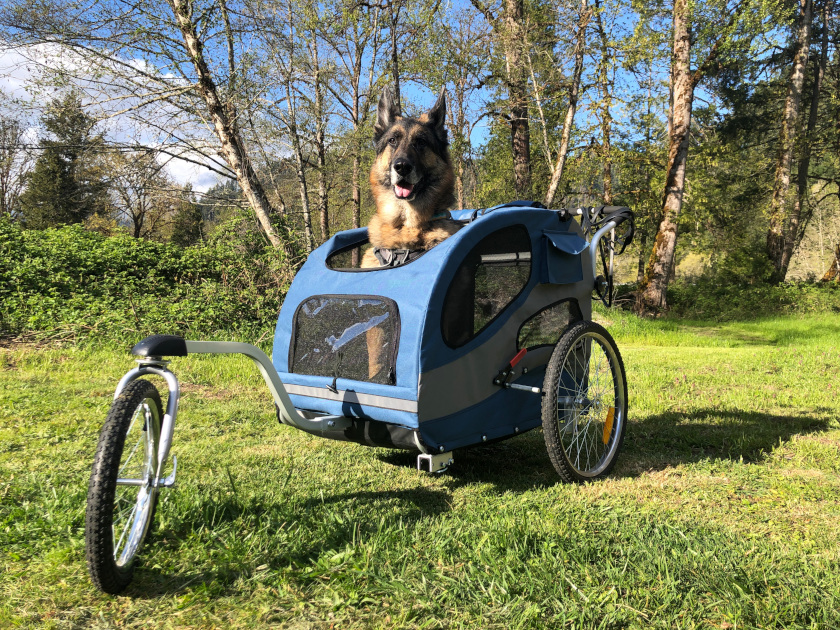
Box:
(602, 407, 615, 444)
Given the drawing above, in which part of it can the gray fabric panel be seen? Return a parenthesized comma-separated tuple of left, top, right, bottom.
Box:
(284, 384, 419, 413)
(418, 277, 591, 422)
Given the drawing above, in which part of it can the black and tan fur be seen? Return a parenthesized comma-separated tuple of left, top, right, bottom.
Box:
(361, 88, 461, 269)
(362, 88, 461, 377)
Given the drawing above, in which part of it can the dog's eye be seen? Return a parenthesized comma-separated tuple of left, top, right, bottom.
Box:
(414, 137, 426, 148)
(388, 136, 398, 146)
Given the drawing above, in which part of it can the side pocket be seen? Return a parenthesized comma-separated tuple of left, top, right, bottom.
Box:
(541, 231, 588, 284)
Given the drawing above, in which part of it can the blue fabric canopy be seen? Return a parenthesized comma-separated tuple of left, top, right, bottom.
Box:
(272, 205, 594, 452)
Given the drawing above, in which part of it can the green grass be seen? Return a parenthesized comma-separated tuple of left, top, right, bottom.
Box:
(2, 314, 840, 628)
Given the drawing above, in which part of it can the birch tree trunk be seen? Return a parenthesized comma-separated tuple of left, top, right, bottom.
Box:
(594, 0, 612, 204)
(544, 0, 589, 207)
(168, 0, 287, 252)
(786, 0, 828, 272)
(766, 0, 813, 282)
(638, 0, 693, 314)
(311, 41, 330, 243)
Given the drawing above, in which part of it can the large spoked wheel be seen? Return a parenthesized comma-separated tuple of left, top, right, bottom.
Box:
(85, 379, 162, 594)
(542, 320, 628, 482)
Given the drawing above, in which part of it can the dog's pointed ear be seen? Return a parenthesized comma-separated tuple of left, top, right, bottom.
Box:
(374, 87, 400, 143)
(427, 88, 448, 145)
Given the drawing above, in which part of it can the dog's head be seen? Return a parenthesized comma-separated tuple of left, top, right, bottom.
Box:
(370, 88, 454, 214)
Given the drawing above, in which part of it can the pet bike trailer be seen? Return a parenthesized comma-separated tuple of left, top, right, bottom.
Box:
(84, 202, 634, 593)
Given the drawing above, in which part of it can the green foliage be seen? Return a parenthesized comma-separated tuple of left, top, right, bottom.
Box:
(18, 92, 109, 229)
(170, 186, 204, 247)
(665, 278, 840, 321)
(0, 218, 294, 344)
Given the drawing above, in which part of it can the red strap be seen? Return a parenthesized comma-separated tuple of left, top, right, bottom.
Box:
(509, 348, 528, 368)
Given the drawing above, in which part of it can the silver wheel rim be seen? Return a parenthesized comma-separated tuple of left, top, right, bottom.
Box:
(113, 398, 158, 567)
(555, 331, 625, 478)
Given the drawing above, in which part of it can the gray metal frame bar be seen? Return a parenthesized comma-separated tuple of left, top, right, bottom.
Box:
(182, 341, 351, 432)
(589, 220, 617, 281)
(111, 342, 351, 483)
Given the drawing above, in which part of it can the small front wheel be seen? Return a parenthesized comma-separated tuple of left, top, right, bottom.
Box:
(85, 379, 162, 594)
(542, 321, 628, 482)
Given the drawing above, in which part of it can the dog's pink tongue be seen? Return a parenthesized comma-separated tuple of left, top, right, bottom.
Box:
(394, 184, 413, 199)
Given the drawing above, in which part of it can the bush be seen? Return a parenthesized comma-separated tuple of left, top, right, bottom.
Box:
(665, 278, 840, 321)
(0, 218, 297, 345)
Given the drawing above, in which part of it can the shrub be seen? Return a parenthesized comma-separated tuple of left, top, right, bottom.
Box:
(665, 278, 840, 321)
(0, 218, 297, 345)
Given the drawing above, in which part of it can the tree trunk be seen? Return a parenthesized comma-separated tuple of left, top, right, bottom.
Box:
(284, 3, 314, 253)
(311, 40, 330, 243)
(822, 243, 840, 282)
(168, 0, 287, 252)
(291, 134, 314, 252)
(505, 0, 530, 198)
(389, 0, 402, 111)
(352, 152, 361, 266)
(637, 0, 693, 315)
(594, 0, 612, 204)
(766, 0, 813, 282)
(544, 0, 588, 207)
(636, 231, 647, 286)
(787, 0, 828, 269)
(469, 0, 531, 197)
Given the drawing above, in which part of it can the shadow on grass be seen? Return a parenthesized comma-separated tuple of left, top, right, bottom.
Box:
(379, 406, 833, 486)
(125, 485, 454, 597)
(622, 407, 832, 473)
(122, 408, 832, 596)
(377, 430, 557, 493)
(670, 319, 840, 347)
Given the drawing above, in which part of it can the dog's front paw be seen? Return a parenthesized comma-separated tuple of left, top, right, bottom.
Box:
(423, 221, 461, 249)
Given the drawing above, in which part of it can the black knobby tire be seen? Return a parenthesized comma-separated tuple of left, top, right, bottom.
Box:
(85, 379, 162, 594)
(541, 320, 628, 482)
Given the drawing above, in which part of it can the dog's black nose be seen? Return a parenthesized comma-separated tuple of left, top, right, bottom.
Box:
(393, 158, 413, 177)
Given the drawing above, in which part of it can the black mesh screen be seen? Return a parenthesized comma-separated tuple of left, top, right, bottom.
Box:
(291, 296, 399, 384)
(442, 226, 532, 347)
(326, 243, 373, 270)
(517, 300, 582, 349)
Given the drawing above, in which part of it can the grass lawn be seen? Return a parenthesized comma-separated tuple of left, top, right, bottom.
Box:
(1, 313, 839, 629)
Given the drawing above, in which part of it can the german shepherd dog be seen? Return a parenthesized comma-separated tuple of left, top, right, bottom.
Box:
(363, 88, 462, 377)
(362, 87, 461, 269)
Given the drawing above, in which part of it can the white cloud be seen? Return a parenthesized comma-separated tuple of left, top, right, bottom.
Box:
(0, 40, 221, 192)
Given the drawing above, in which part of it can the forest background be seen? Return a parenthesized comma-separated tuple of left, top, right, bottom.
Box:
(1, 0, 839, 343)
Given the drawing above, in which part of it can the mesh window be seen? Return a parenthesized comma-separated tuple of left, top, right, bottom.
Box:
(442, 226, 532, 347)
(290, 296, 399, 384)
(326, 243, 373, 270)
(517, 300, 582, 349)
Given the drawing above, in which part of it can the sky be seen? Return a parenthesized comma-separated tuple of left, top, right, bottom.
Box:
(0, 42, 220, 193)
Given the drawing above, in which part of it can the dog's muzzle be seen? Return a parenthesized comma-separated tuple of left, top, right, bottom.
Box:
(391, 159, 421, 200)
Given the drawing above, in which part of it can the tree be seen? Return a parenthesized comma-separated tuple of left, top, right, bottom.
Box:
(319, 0, 385, 263)
(766, 0, 814, 282)
(543, 0, 590, 206)
(109, 150, 175, 239)
(0, 114, 33, 218)
(1, 0, 294, 253)
(170, 184, 204, 246)
(18, 92, 108, 228)
(637, 0, 766, 314)
(422, 5, 491, 209)
(470, 0, 533, 198)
